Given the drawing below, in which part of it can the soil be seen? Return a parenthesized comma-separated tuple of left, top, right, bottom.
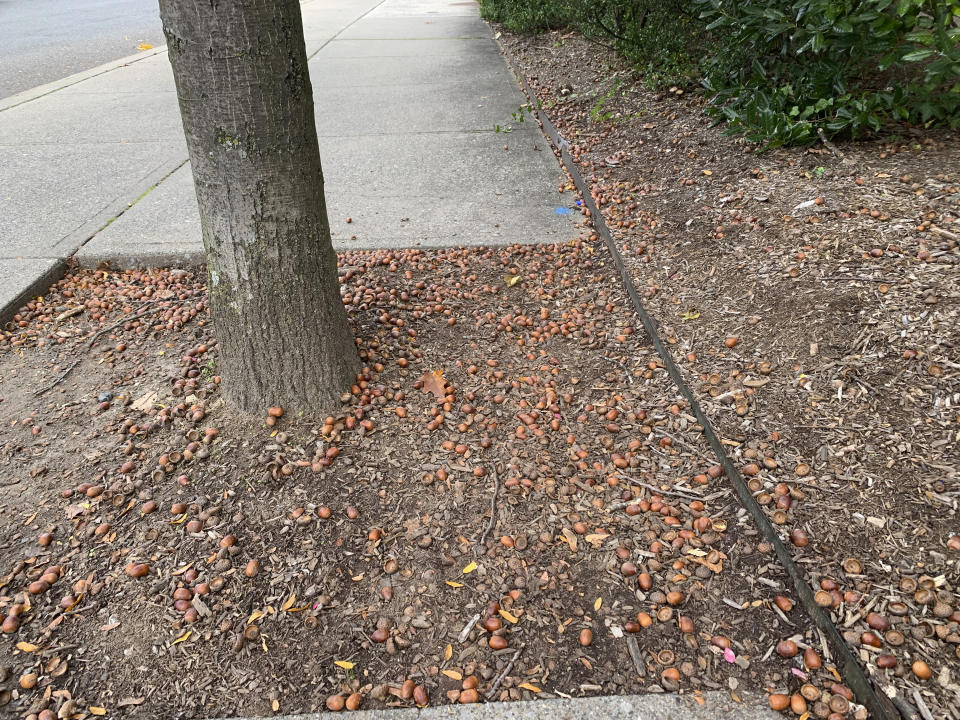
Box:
(498, 28, 960, 720)
(2, 246, 833, 719)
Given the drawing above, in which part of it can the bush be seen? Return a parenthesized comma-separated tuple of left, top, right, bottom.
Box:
(482, 0, 960, 145)
(695, 0, 960, 146)
(477, 0, 575, 33)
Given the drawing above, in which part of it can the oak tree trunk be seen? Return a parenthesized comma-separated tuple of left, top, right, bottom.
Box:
(158, 0, 358, 414)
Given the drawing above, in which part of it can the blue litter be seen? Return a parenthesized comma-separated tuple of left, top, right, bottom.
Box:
(554, 207, 572, 215)
(575, 199, 583, 206)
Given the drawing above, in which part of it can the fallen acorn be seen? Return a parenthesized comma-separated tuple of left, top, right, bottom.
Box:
(345, 692, 363, 711)
(912, 660, 932, 680)
(125, 563, 149, 578)
(413, 684, 429, 707)
(768, 694, 789, 711)
(776, 640, 798, 657)
(459, 688, 480, 704)
(325, 694, 345, 711)
(489, 634, 508, 650)
(578, 628, 594, 647)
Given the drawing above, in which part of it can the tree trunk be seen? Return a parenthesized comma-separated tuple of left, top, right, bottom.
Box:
(158, 0, 358, 414)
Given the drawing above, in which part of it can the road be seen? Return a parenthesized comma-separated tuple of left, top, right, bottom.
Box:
(0, 0, 163, 98)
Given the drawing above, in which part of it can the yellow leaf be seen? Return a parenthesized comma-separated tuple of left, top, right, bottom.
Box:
(281, 594, 296, 611)
(498, 609, 519, 624)
(594, 597, 602, 611)
(828, 666, 842, 682)
(136, 43, 154, 51)
(702, 169, 712, 176)
(172, 631, 191, 645)
(170, 513, 187, 524)
(462, 561, 477, 574)
(799, 713, 810, 720)
(444, 644, 452, 661)
(90, 708, 107, 716)
(504, 275, 522, 287)
(272, 699, 280, 712)
(681, 309, 700, 321)
(445, 581, 464, 588)
(518, 682, 541, 693)
(247, 611, 264, 625)
(334, 660, 355, 670)
(16, 641, 39, 653)
(442, 669, 462, 681)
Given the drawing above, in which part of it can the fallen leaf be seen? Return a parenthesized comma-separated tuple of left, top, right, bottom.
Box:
(334, 660, 355, 670)
(498, 609, 519, 624)
(462, 561, 477, 574)
(172, 631, 191, 645)
(130, 391, 159, 413)
(518, 682, 541, 693)
(444, 644, 452, 661)
(281, 593, 297, 612)
(561, 528, 578, 552)
(504, 275, 522, 287)
(117, 697, 145, 708)
(136, 43, 153, 51)
(247, 611, 264, 625)
(584, 533, 609, 548)
(89, 708, 107, 716)
(445, 581, 464, 588)
(16, 642, 39, 653)
(170, 513, 187, 525)
(681, 309, 700, 321)
(419, 370, 447, 401)
(442, 669, 462, 681)
(594, 597, 602, 611)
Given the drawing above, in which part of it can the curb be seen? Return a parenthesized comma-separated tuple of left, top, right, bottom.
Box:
(0, 259, 67, 327)
(0, 45, 168, 112)
(213, 691, 778, 720)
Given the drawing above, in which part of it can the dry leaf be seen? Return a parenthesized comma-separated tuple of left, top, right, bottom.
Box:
(518, 682, 541, 693)
(117, 698, 144, 708)
(281, 593, 297, 611)
(419, 370, 447, 401)
(498, 609, 519, 624)
(462, 561, 477, 574)
(90, 708, 107, 716)
(445, 581, 463, 588)
(171, 631, 191, 645)
(334, 660, 355, 670)
(15, 642, 39, 653)
(136, 43, 153, 51)
(444, 644, 452, 661)
(442, 669, 462, 681)
(504, 275, 522, 287)
(561, 528, 578, 552)
(585, 532, 609, 548)
(247, 611, 264, 624)
(593, 597, 602, 611)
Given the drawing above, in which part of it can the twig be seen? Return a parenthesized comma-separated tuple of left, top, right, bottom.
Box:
(817, 127, 844, 158)
(458, 613, 481, 643)
(912, 690, 935, 720)
(618, 476, 703, 500)
(624, 635, 646, 678)
(85, 300, 157, 350)
(930, 225, 960, 242)
(485, 644, 523, 700)
(479, 468, 499, 547)
(34, 359, 81, 396)
(33, 302, 158, 397)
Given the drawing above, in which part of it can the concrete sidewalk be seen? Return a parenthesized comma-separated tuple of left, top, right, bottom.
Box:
(216, 692, 779, 720)
(1, 0, 576, 322)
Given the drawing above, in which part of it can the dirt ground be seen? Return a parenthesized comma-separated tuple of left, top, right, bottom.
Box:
(1, 243, 844, 719)
(499, 28, 960, 720)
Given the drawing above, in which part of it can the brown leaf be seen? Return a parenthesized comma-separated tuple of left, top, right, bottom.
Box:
(118, 697, 145, 707)
(419, 370, 447, 401)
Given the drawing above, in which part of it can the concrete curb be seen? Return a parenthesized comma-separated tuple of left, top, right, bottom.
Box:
(214, 692, 778, 720)
(0, 259, 67, 327)
(0, 45, 168, 112)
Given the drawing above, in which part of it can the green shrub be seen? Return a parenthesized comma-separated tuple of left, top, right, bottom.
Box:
(477, 0, 575, 33)
(696, 0, 960, 146)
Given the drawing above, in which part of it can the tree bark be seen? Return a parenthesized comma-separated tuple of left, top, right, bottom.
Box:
(158, 0, 358, 414)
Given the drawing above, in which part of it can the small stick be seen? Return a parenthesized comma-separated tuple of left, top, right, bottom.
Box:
(458, 613, 481, 643)
(912, 690, 935, 720)
(930, 226, 960, 242)
(34, 301, 159, 397)
(479, 468, 499, 547)
(624, 635, 646, 678)
(817, 127, 844, 158)
(486, 644, 523, 700)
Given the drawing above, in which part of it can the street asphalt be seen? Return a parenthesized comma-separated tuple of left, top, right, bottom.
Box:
(0, 0, 164, 98)
(1, 0, 578, 323)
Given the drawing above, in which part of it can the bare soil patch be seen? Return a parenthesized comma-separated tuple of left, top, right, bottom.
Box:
(500, 29, 960, 720)
(1, 243, 829, 718)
